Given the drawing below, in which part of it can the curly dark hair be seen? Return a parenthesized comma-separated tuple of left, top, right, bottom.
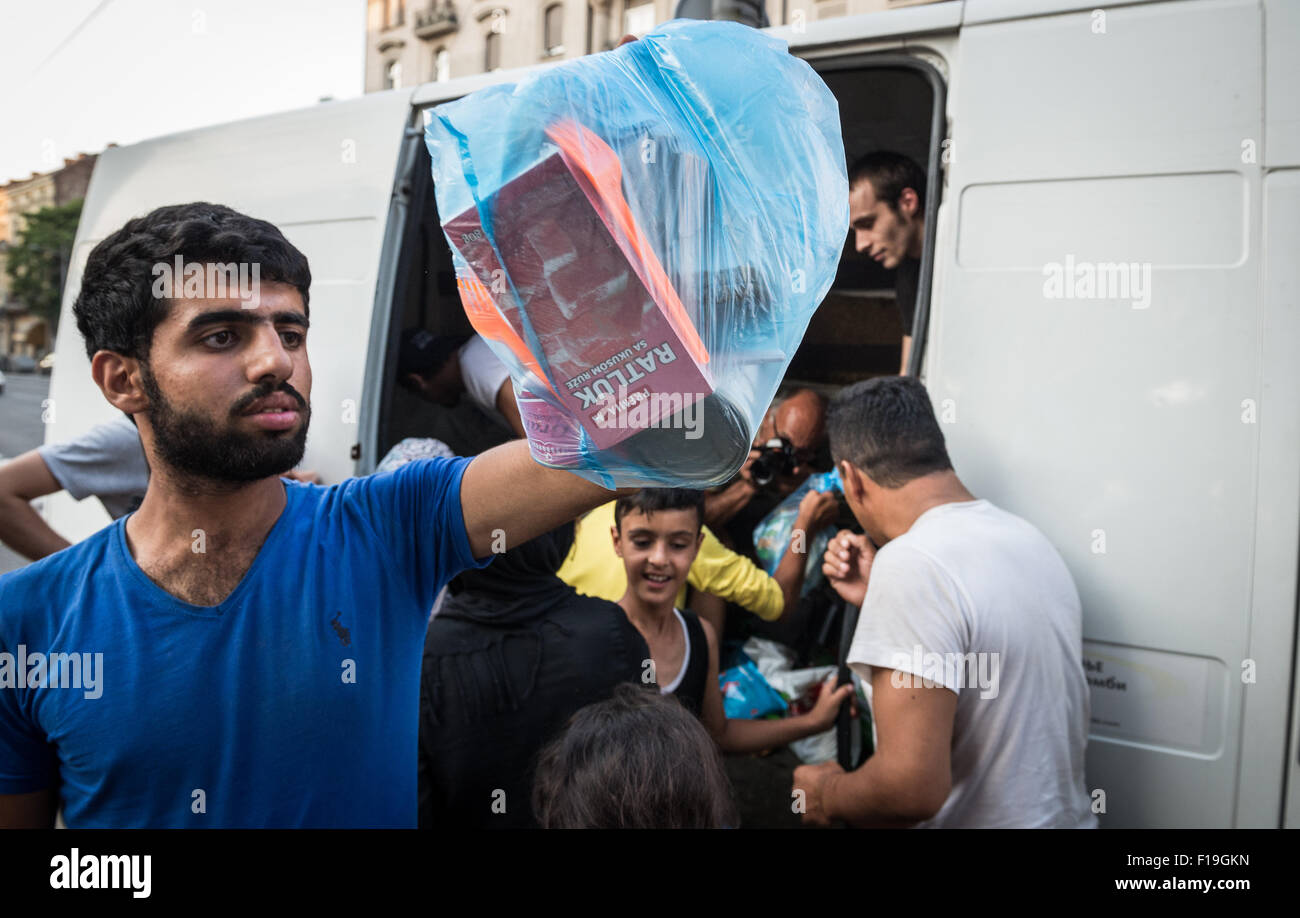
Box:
(532, 684, 737, 829)
(72, 202, 311, 362)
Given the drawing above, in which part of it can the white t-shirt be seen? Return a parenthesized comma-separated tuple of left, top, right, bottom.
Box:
(847, 499, 1096, 829)
(458, 335, 513, 432)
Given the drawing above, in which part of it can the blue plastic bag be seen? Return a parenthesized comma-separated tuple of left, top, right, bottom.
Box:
(426, 20, 848, 488)
(719, 658, 789, 720)
(753, 468, 842, 596)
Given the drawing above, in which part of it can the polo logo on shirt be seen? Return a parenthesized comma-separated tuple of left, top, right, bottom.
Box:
(330, 612, 351, 648)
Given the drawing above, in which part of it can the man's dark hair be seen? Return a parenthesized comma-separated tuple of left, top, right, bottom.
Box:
(827, 376, 952, 488)
(533, 684, 737, 829)
(613, 488, 706, 532)
(72, 202, 311, 362)
(847, 151, 926, 212)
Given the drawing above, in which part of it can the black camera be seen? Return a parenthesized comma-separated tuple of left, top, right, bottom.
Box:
(749, 435, 833, 488)
(750, 437, 799, 487)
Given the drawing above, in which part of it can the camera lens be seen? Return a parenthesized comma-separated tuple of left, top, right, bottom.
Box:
(751, 452, 778, 487)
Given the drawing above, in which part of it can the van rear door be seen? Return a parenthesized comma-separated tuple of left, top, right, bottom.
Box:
(45, 90, 415, 543)
(935, 0, 1285, 826)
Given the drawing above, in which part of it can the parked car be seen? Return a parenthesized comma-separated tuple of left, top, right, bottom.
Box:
(8, 354, 37, 373)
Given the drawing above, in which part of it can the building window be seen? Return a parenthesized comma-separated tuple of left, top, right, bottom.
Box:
(389, 0, 404, 28)
(434, 47, 450, 82)
(586, 3, 594, 54)
(624, 1, 655, 37)
(544, 4, 565, 56)
(485, 30, 501, 72)
(384, 58, 403, 89)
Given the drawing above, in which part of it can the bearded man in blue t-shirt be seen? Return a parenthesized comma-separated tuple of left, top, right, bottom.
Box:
(0, 202, 621, 828)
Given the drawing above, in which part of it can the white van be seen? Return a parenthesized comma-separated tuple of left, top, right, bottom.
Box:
(42, 0, 1300, 828)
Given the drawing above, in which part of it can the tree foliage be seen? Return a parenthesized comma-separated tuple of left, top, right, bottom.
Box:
(5, 199, 83, 335)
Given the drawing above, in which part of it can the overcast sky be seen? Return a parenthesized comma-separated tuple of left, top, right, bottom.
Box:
(0, 0, 366, 185)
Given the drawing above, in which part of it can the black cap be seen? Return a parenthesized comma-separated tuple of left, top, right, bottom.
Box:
(398, 329, 470, 379)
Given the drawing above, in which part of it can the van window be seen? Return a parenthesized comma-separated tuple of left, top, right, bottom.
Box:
(785, 61, 943, 390)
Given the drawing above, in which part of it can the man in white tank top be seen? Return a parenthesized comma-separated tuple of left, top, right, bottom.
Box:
(793, 376, 1096, 829)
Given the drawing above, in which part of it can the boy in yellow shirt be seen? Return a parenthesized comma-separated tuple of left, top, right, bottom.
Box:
(557, 490, 837, 626)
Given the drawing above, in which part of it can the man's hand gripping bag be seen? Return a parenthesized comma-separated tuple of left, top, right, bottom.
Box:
(426, 19, 848, 488)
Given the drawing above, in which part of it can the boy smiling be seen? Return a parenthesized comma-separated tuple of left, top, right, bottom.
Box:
(612, 489, 851, 753)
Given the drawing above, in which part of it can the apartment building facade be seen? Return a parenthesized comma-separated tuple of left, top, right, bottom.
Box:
(364, 0, 932, 91)
(0, 153, 98, 358)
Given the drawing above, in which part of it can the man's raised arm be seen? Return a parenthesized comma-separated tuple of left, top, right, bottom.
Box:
(458, 439, 624, 557)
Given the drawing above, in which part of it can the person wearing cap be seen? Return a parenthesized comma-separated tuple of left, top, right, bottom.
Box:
(397, 330, 525, 439)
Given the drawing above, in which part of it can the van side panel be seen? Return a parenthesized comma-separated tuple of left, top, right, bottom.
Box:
(936, 0, 1268, 826)
(45, 91, 414, 544)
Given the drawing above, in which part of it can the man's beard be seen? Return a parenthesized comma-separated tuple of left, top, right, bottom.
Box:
(140, 364, 310, 484)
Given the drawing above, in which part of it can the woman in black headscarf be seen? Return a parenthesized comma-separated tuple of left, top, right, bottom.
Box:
(417, 520, 651, 829)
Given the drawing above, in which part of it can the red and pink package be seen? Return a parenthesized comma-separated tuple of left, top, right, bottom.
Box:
(445, 121, 713, 452)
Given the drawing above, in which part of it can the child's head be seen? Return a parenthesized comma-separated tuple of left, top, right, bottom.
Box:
(533, 683, 736, 828)
(612, 489, 705, 607)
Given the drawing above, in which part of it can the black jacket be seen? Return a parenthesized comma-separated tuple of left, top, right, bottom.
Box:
(417, 522, 650, 829)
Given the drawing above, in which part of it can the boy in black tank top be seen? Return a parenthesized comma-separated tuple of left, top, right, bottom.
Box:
(613, 489, 853, 752)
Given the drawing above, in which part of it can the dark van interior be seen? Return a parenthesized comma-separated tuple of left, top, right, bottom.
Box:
(376, 58, 943, 827)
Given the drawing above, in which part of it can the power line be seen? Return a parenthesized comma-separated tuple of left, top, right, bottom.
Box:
(32, 0, 116, 77)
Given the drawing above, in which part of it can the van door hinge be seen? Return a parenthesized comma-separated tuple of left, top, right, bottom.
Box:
(351, 443, 361, 461)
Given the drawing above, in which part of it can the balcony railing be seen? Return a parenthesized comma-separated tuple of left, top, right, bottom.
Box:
(415, 3, 459, 39)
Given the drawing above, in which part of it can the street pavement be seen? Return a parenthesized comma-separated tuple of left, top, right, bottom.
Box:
(0, 371, 52, 575)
